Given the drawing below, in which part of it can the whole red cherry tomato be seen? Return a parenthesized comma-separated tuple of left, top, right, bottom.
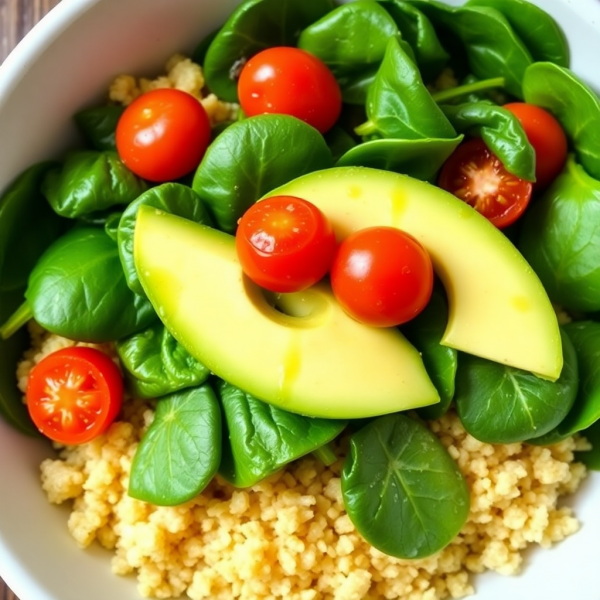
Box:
(237, 47, 342, 134)
(330, 226, 434, 327)
(236, 195, 336, 293)
(116, 88, 211, 182)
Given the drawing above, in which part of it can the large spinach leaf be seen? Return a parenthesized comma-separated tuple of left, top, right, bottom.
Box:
(530, 321, 600, 446)
(41, 150, 147, 219)
(455, 329, 578, 444)
(203, 0, 334, 102)
(356, 37, 455, 140)
(466, 0, 569, 67)
(73, 105, 125, 151)
(118, 183, 213, 295)
(410, 0, 532, 98)
(440, 102, 535, 181)
(217, 380, 346, 488)
(116, 321, 210, 399)
(0, 162, 65, 292)
(518, 157, 600, 312)
(192, 114, 333, 233)
(342, 414, 469, 559)
(25, 227, 156, 342)
(523, 62, 600, 181)
(129, 384, 221, 505)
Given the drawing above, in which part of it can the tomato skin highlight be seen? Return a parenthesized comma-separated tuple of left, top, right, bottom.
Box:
(237, 47, 342, 134)
(330, 227, 434, 328)
(236, 195, 336, 293)
(116, 88, 211, 182)
(26, 347, 123, 445)
(503, 102, 568, 189)
(438, 138, 533, 229)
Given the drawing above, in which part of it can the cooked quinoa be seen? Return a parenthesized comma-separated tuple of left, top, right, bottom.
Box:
(18, 323, 588, 600)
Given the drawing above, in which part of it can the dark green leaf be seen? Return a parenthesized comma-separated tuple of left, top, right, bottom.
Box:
(342, 414, 470, 559)
(203, 0, 334, 102)
(116, 321, 210, 399)
(217, 380, 346, 487)
(73, 105, 125, 151)
(192, 114, 333, 233)
(577, 419, 600, 470)
(42, 150, 147, 219)
(324, 126, 357, 163)
(455, 329, 578, 444)
(192, 28, 219, 65)
(104, 212, 122, 242)
(26, 227, 156, 342)
(129, 384, 221, 505)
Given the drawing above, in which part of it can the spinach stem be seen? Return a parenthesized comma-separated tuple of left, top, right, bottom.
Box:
(431, 77, 505, 104)
(0, 301, 33, 340)
(354, 119, 377, 137)
(313, 443, 338, 467)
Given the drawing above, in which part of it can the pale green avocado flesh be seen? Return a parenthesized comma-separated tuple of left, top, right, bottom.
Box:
(134, 206, 439, 419)
(265, 167, 562, 381)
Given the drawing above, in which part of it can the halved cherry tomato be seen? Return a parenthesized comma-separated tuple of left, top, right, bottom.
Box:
(504, 102, 568, 189)
(26, 347, 123, 445)
(236, 195, 336, 293)
(116, 88, 211, 182)
(438, 138, 533, 229)
(330, 226, 434, 328)
(237, 47, 342, 134)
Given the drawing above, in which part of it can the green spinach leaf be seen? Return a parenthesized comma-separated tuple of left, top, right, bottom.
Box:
(518, 156, 600, 312)
(217, 380, 346, 488)
(116, 321, 210, 399)
(324, 126, 357, 163)
(118, 183, 213, 295)
(523, 62, 600, 180)
(455, 329, 578, 444)
(193, 114, 333, 233)
(342, 414, 469, 559)
(42, 150, 147, 219)
(203, 0, 334, 102)
(440, 101, 535, 181)
(577, 419, 600, 470)
(26, 227, 156, 342)
(129, 383, 221, 505)
(73, 105, 125, 151)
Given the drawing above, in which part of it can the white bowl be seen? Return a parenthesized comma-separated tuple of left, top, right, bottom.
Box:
(1, 0, 600, 599)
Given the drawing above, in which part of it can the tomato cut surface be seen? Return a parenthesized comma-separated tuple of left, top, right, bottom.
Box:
(236, 195, 336, 293)
(438, 138, 533, 229)
(116, 88, 211, 182)
(26, 347, 123, 445)
(330, 226, 434, 328)
(237, 47, 342, 134)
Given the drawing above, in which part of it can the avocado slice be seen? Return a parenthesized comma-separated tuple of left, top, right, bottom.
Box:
(134, 206, 439, 419)
(265, 167, 562, 381)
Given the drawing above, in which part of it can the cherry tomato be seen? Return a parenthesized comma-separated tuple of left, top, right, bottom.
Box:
(26, 347, 124, 445)
(504, 102, 568, 189)
(116, 88, 211, 182)
(438, 138, 533, 229)
(330, 226, 434, 328)
(237, 47, 342, 134)
(236, 195, 336, 293)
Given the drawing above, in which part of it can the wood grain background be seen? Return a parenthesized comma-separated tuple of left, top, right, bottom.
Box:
(0, 0, 61, 597)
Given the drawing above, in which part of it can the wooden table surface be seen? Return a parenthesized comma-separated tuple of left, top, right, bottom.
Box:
(0, 1, 61, 598)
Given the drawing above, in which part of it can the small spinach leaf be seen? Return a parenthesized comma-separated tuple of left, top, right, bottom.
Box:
(342, 414, 470, 559)
(42, 150, 147, 219)
(577, 419, 600, 470)
(129, 384, 221, 505)
(193, 114, 333, 233)
(217, 380, 346, 488)
(455, 329, 578, 444)
(73, 105, 125, 151)
(116, 321, 210, 399)
(118, 183, 213, 295)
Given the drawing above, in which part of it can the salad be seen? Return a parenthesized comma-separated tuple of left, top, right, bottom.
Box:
(1, 0, 600, 598)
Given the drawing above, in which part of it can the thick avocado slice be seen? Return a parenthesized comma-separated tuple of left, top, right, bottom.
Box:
(266, 167, 562, 381)
(134, 206, 439, 419)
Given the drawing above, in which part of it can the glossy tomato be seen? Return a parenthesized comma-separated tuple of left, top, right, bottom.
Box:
(504, 102, 568, 189)
(236, 195, 336, 293)
(330, 227, 434, 328)
(438, 138, 533, 229)
(26, 347, 123, 445)
(237, 47, 342, 134)
(116, 88, 211, 182)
